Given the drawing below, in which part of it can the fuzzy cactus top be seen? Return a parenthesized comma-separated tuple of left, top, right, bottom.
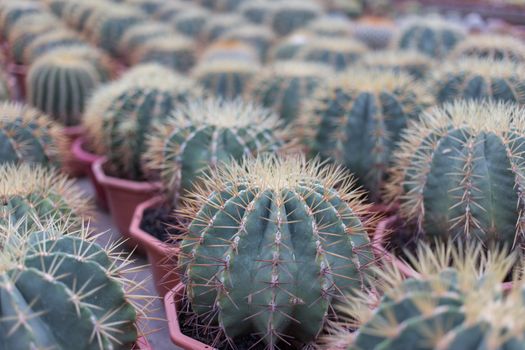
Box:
(450, 34, 525, 63)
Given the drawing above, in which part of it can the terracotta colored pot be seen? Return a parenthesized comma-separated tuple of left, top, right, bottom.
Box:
(134, 336, 152, 350)
(7, 62, 27, 100)
(71, 138, 108, 210)
(92, 157, 162, 253)
(63, 125, 86, 178)
(130, 195, 180, 296)
(165, 284, 215, 350)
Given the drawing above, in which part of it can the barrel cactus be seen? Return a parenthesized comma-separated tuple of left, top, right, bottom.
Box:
(178, 155, 375, 347)
(200, 39, 258, 63)
(269, 31, 314, 61)
(238, 0, 277, 25)
(172, 7, 209, 39)
(433, 58, 525, 105)
(0, 0, 43, 39)
(361, 50, 432, 79)
(154, 1, 194, 22)
(200, 13, 247, 43)
(297, 37, 367, 71)
(395, 16, 466, 58)
(118, 21, 172, 55)
(307, 15, 353, 37)
(193, 59, 259, 100)
(23, 29, 85, 64)
(353, 17, 394, 50)
(308, 69, 432, 200)
(326, 243, 522, 350)
(0, 102, 66, 167)
(271, 1, 322, 37)
(386, 101, 525, 248)
(450, 34, 525, 63)
(130, 35, 196, 73)
(249, 61, 331, 125)
(0, 219, 147, 349)
(198, 0, 246, 12)
(220, 24, 274, 61)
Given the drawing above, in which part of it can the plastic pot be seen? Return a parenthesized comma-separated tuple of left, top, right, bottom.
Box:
(92, 157, 161, 253)
(130, 195, 180, 296)
(164, 283, 215, 350)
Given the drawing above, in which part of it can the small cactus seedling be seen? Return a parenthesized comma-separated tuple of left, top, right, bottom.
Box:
(178, 155, 376, 348)
(193, 59, 260, 100)
(386, 101, 525, 248)
(220, 24, 275, 61)
(450, 34, 525, 63)
(360, 50, 432, 79)
(172, 7, 209, 39)
(433, 58, 525, 105)
(200, 13, 247, 43)
(271, 1, 322, 37)
(130, 35, 196, 73)
(118, 21, 172, 56)
(0, 163, 90, 228)
(308, 69, 432, 200)
(324, 243, 523, 350)
(0, 102, 66, 167)
(296, 36, 368, 71)
(395, 16, 466, 58)
(307, 15, 353, 37)
(238, 0, 277, 25)
(249, 61, 331, 125)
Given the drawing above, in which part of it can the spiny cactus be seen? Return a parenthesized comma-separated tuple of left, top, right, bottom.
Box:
(119, 21, 172, 55)
(146, 99, 287, 204)
(297, 37, 368, 71)
(308, 69, 432, 200)
(269, 30, 315, 61)
(125, 0, 164, 15)
(325, 243, 523, 350)
(433, 58, 525, 105)
(219, 24, 274, 61)
(249, 61, 331, 125)
(450, 34, 525, 63)
(0, 102, 66, 167)
(193, 59, 259, 100)
(238, 0, 277, 25)
(395, 16, 466, 58)
(198, 0, 246, 12)
(200, 39, 259, 63)
(200, 13, 247, 43)
(271, 1, 322, 37)
(0, 1, 43, 39)
(0, 218, 148, 349)
(386, 101, 525, 248)
(352, 17, 394, 50)
(307, 15, 353, 37)
(154, 1, 195, 22)
(26, 49, 108, 126)
(0, 163, 90, 228)
(22, 29, 85, 64)
(361, 50, 432, 79)
(172, 7, 209, 39)
(178, 155, 376, 348)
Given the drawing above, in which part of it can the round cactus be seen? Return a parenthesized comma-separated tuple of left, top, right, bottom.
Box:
(154, 1, 195, 22)
(249, 61, 331, 125)
(433, 58, 525, 105)
(0, 219, 147, 349)
(296, 37, 368, 71)
(238, 0, 277, 25)
(360, 50, 432, 79)
(193, 59, 260, 100)
(198, 0, 246, 12)
(326, 243, 523, 350)
(219, 24, 274, 61)
(0, 0, 43, 39)
(450, 34, 525, 63)
(352, 17, 395, 50)
(200, 13, 247, 43)
(271, 1, 322, 37)
(146, 99, 286, 203)
(0, 102, 66, 167)
(200, 38, 259, 63)
(130, 35, 196, 73)
(269, 31, 314, 61)
(172, 7, 209, 39)
(307, 15, 353, 37)
(395, 16, 466, 58)
(118, 21, 172, 55)
(386, 101, 525, 248)
(308, 69, 432, 200)
(178, 155, 375, 347)
(23, 29, 85, 64)
(125, 0, 164, 15)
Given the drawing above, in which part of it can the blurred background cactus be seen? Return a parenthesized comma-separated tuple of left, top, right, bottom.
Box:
(360, 50, 432, 79)
(450, 34, 525, 63)
(271, 1, 322, 37)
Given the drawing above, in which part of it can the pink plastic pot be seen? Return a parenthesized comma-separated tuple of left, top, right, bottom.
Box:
(92, 157, 161, 253)
(134, 337, 152, 350)
(71, 138, 108, 210)
(165, 284, 215, 350)
(130, 195, 180, 296)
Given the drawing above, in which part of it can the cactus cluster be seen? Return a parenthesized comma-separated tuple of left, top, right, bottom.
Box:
(178, 155, 375, 347)
(450, 34, 525, 63)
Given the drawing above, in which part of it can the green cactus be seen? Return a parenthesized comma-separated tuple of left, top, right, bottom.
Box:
(433, 58, 525, 105)
(200, 38, 258, 63)
(361, 50, 432, 79)
(126, 0, 164, 15)
(146, 99, 286, 204)
(308, 69, 432, 200)
(238, 0, 277, 25)
(0, 102, 66, 167)
(396, 16, 466, 58)
(0, 1, 43, 39)
(198, 0, 246, 12)
(326, 243, 523, 350)
(154, 1, 195, 22)
(200, 13, 247, 43)
(178, 155, 375, 347)
(297, 37, 368, 71)
(193, 59, 259, 100)
(249, 61, 331, 125)
(450, 34, 525, 63)
(172, 7, 209, 39)
(130, 35, 196, 73)
(353, 17, 394, 50)
(271, 1, 322, 36)
(23, 29, 86, 64)
(386, 101, 525, 248)
(0, 218, 146, 349)
(0, 70, 11, 101)
(269, 31, 314, 61)
(307, 15, 353, 37)
(118, 21, 171, 56)
(220, 24, 274, 61)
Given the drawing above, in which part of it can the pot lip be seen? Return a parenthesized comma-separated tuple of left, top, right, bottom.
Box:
(130, 194, 176, 255)
(92, 157, 162, 192)
(72, 137, 101, 163)
(164, 283, 215, 350)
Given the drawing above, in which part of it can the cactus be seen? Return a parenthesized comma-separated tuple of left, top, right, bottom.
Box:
(0, 1, 43, 39)
(130, 35, 196, 73)
(238, 0, 277, 25)
(386, 101, 525, 248)
(297, 37, 368, 71)
(307, 15, 353, 37)
(0, 218, 147, 349)
(353, 17, 394, 50)
(271, 1, 322, 37)
(178, 155, 375, 347)
(220, 24, 274, 61)
(395, 16, 466, 58)
(0, 163, 90, 228)
(172, 7, 209, 39)
(126, 0, 164, 15)
(269, 31, 315, 61)
(0, 69, 11, 101)
(193, 59, 259, 100)
(23, 29, 86, 64)
(200, 13, 247, 43)
(119, 21, 172, 56)
(200, 39, 259, 63)
(249, 61, 331, 125)
(154, 1, 195, 22)
(433, 58, 525, 105)
(308, 69, 432, 200)
(0, 102, 66, 167)
(450, 34, 525, 63)
(361, 50, 432, 79)
(198, 0, 246, 12)
(26, 48, 108, 127)
(146, 99, 287, 203)
(326, 243, 523, 350)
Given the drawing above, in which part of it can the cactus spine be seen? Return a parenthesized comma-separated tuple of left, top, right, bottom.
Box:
(450, 34, 525, 63)
(178, 155, 375, 347)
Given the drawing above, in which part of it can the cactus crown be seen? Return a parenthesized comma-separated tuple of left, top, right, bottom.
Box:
(118, 21, 171, 53)
(324, 243, 522, 350)
(450, 34, 525, 63)
(386, 101, 525, 247)
(361, 50, 432, 79)
(178, 155, 375, 347)
(130, 35, 195, 73)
